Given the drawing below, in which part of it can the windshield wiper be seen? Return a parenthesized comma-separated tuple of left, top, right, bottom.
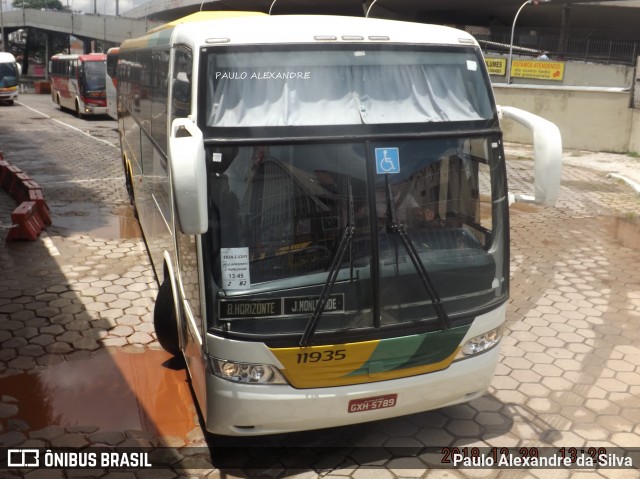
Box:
(384, 175, 450, 330)
(300, 177, 355, 347)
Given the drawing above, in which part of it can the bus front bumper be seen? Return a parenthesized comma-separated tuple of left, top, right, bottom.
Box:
(0, 89, 18, 101)
(204, 345, 501, 436)
(82, 104, 107, 115)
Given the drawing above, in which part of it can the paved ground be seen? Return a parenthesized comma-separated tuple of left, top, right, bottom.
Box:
(0, 93, 639, 478)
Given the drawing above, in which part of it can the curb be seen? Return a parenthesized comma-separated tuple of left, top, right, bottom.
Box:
(607, 173, 640, 196)
(0, 152, 51, 242)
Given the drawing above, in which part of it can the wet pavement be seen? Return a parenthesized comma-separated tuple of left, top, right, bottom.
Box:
(0, 93, 639, 478)
(0, 348, 195, 438)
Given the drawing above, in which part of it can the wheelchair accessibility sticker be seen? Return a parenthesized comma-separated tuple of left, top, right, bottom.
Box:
(375, 148, 400, 174)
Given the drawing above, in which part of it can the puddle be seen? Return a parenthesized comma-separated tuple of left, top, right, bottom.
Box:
(509, 202, 541, 214)
(90, 205, 142, 240)
(0, 348, 198, 441)
(51, 204, 141, 239)
(613, 215, 640, 250)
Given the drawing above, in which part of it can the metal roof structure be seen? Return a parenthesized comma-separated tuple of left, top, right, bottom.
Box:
(122, 0, 640, 41)
(0, 0, 638, 65)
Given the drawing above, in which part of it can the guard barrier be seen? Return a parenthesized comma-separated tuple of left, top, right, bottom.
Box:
(0, 152, 51, 241)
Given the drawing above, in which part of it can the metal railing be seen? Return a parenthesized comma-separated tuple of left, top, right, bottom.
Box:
(468, 26, 639, 66)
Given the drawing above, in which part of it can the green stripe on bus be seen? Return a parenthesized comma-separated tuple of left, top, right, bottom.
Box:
(345, 325, 470, 377)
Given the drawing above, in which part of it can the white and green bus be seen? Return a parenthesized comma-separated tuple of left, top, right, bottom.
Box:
(116, 11, 561, 436)
(0, 52, 20, 105)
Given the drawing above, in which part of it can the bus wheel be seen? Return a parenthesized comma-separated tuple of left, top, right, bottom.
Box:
(124, 166, 138, 218)
(56, 95, 62, 110)
(75, 100, 84, 119)
(154, 278, 181, 356)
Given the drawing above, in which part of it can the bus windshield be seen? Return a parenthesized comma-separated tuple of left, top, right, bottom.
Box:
(0, 62, 18, 87)
(204, 46, 493, 127)
(82, 60, 106, 92)
(207, 136, 507, 340)
(200, 44, 505, 343)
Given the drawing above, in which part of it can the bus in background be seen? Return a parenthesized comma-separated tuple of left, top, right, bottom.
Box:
(106, 47, 119, 120)
(49, 53, 107, 118)
(0, 52, 20, 106)
(117, 12, 562, 436)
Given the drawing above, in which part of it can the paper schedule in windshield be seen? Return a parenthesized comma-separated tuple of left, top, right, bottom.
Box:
(221, 247, 251, 290)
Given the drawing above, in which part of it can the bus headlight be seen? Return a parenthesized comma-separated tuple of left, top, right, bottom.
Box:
(209, 357, 288, 385)
(456, 327, 502, 359)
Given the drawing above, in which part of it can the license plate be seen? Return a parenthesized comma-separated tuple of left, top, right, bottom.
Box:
(348, 394, 398, 413)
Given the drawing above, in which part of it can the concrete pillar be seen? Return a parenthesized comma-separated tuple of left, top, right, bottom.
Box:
(1, 0, 4, 53)
(83, 38, 91, 53)
(45, 32, 53, 79)
(559, 4, 571, 58)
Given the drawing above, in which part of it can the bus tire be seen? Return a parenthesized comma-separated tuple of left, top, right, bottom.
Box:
(56, 94, 62, 110)
(75, 100, 84, 119)
(154, 278, 181, 356)
(124, 164, 138, 218)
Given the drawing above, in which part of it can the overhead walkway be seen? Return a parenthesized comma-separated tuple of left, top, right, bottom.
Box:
(1, 9, 163, 46)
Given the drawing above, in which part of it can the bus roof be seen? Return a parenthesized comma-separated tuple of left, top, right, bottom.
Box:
(146, 10, 266, 35)
(0, 52, 17, 63)
(121, 11, 266, 50)
(120, 12, 478, 52)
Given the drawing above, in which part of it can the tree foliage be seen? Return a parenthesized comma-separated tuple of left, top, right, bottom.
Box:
(8, 29, 70, 74)
(11, 0, 67, 11)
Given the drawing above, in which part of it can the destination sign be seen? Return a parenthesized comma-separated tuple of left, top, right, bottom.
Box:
(284, 294, 344, 315)
(219, 299, 282, 319)
(219, 294, 345, 319)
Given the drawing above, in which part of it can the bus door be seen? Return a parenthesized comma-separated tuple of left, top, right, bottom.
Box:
(169, 46, 208, 410)
(106, 48, 119, 120)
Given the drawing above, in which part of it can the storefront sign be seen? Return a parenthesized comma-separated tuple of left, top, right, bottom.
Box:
(511, 60, 565, 81)
(484, 58, 506, 76)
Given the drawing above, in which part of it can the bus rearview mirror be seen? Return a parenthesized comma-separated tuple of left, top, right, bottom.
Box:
(498, 106, 563, 207)
(169, 118, 208, 235)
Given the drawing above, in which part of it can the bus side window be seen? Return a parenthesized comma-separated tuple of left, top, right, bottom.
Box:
(151, 49, 169, 153)
(171, 48, 191, 119)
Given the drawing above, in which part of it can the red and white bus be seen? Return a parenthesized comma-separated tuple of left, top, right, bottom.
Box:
(49, 53, 107, 118)
(106, 47, 119, 120)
